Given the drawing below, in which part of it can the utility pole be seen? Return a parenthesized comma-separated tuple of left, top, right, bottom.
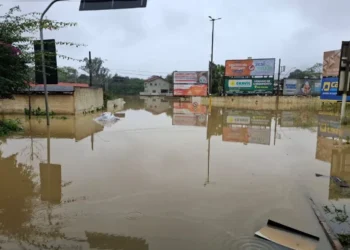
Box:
(209, 16, 221, 95)
(89, 51, 92, 87)
(276, 58, 281, 97)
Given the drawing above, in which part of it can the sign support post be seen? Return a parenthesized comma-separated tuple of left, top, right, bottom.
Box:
(339, 42, 350, 120)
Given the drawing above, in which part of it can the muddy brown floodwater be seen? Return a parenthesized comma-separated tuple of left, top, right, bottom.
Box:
(2, 96, 349, 250)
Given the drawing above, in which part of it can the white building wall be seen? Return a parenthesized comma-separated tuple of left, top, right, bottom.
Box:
(143, 78, 171, 95)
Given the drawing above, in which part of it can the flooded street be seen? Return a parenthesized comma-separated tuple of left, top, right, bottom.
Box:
(1, 96, 348, 249)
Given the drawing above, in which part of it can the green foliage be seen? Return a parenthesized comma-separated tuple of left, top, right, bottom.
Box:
(57, 66, 78, 83)
(0, 5, 84, 99)
(0, 119, 22, 136)
(24, 107, 55, 116)
(80, 57, 110, 88)
(211, 64, 225, 94)
(288, 63, 322, 79)
(108, 75, 145, 95)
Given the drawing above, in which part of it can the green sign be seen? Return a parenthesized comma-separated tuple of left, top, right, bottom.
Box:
(224, 78, 274, 94)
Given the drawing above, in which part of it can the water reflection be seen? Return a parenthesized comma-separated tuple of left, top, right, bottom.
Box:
(0, 97, 343, 249)
(221, 110, 272, 145)
(86, 232, 149, 250)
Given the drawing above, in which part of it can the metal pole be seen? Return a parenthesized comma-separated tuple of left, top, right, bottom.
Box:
(277, 58, 281, 97)
(209, 20, 214, 95)
(40, 0, 65, 126)
(341, 43, 350, 120)
(89, 51, 92, 87)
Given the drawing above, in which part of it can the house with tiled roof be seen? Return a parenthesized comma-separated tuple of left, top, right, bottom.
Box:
(140, 76, 172, 96)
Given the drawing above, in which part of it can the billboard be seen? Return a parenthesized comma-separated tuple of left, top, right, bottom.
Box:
(320, 77, 350, 101)
(283, 79, 321, 96)
(224, 78, 273, 95)
(172, 102, 207, 127)
(323, 50, 341, 77)
(173, 71, 208, 96)
(225, 58, 275, 77)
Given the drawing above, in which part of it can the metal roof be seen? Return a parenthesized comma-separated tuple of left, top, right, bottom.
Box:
(26, 85, 75, 93)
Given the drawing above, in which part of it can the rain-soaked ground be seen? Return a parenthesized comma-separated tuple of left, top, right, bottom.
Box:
(1, 96, 350, 249)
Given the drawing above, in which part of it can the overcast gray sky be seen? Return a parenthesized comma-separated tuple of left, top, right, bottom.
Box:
(2, 0, 350, 78)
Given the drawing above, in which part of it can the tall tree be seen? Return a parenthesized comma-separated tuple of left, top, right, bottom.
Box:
(80, 57, 111, 88)
(211, 64, 225, 94)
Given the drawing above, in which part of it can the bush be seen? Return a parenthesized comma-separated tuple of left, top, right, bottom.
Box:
(0, 119, 23, 137)
(24, 107, 55, 117)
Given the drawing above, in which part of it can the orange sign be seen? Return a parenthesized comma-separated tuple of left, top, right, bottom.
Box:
(225, 58, 275, 77)
(173, 85, 207, 97)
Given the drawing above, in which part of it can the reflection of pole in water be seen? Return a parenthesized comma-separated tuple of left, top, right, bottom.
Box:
(205, 137, 211, 186)
(274, 114, 278, 146)
(205, 107, 211, 187)
(91, 133, 94, 151)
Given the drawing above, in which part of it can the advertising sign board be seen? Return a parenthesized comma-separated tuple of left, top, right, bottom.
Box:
(323, 50, 341, 77)
(225, 58, 275, 77)
(173, 71, 208, 96)
(172, 102, 207, 127)
(283, 79, 321, 96)
(320, 77, 350, 101)
(224, 78, 273, 95)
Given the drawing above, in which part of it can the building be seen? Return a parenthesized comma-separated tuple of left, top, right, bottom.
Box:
(0, 82, 103, 115)
(140, 76, 172, 96)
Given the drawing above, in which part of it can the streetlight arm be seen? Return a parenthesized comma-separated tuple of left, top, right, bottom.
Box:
(40, 0, 66, 26)
(39, 0, 66, 126)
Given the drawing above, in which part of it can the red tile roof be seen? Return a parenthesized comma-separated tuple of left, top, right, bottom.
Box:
(29, 82, 89, 88)
(145, 75, 162, 83)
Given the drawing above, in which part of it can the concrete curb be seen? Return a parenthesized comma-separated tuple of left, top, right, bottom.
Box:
(309, 198, 344, 250)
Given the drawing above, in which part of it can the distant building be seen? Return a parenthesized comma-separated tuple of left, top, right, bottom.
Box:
(140, 76, 172, 96)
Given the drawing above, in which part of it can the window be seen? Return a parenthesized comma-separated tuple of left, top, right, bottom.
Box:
(150, 83, 153, 86)
(161, 89, 168, 93)
(152, 90, 156, 93)
(155, 83, 157, 86)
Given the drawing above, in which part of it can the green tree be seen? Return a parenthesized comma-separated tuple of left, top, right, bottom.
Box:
(57, 66, 78, 83)
(80, 57, 111, 88)
(288, 63, 322, 79)
(211, 64, 225, 94)
(0, 5, 83, 98)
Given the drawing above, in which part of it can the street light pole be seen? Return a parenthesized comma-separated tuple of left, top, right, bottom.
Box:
(39, 0, 66, 126)
(209, 16, 221, 95)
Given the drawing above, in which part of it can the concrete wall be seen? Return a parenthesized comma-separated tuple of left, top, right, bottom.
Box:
(0, 94, 75, 115)
(143, 78, 171, 95)
(106, 98, 125, 112)
(200, 96, 324, 111)
(74, 87, 103, 114)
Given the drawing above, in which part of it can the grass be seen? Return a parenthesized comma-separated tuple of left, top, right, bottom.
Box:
(24, 107, 55, 117)
(0, 119, 23, 137)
